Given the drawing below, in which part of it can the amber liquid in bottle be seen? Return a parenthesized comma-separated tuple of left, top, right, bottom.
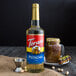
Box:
(26, 3, 44, 73)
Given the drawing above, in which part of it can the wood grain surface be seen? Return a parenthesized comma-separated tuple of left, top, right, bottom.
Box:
(0, 47, 76, 76)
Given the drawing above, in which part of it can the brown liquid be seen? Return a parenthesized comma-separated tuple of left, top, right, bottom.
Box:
(45, 42, 61, 63)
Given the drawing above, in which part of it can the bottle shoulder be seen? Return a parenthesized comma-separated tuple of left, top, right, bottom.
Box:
(26, 27, 44, 34)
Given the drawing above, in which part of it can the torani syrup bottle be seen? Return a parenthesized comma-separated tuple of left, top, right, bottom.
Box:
(26, 3, 44, 73)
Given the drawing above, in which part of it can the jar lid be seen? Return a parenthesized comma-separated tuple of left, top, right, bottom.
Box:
(46, 38, 60, 43)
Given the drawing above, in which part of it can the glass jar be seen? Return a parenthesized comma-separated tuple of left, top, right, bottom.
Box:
(45, 38, 63, 63)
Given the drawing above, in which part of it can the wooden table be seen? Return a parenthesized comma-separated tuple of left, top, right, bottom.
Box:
(0, 46, 76, 76)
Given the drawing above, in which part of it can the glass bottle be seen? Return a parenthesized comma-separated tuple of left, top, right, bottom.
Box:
(26, 3, 44, 73)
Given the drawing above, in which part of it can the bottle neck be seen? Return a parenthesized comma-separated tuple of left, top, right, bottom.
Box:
(31, 3, 40, 27)
(31, 20, 40, 27)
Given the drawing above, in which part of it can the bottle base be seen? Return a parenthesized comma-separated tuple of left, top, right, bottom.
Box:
(27, 63, 44, 73)
(27, 69, 44, 73)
